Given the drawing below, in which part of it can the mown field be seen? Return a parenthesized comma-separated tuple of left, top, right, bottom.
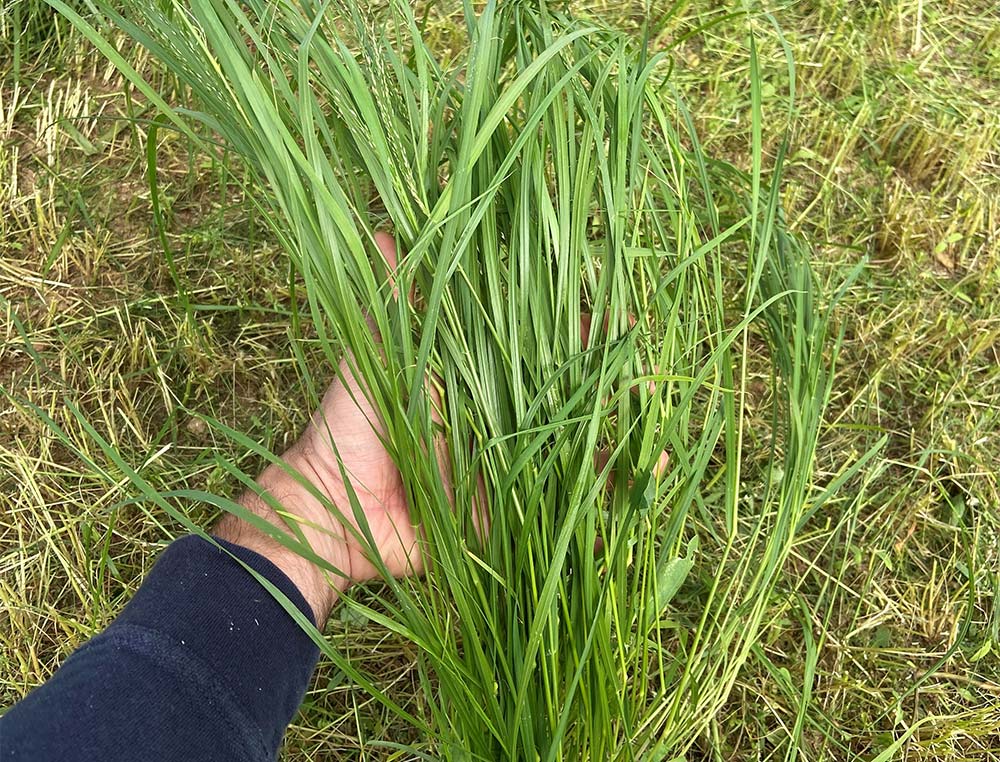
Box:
(1, 1, 998, 759)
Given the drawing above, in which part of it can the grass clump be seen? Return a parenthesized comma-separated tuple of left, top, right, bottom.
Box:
(52, 0, 838, 758)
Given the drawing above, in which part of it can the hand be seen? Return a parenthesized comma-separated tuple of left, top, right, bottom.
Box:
(216, 231, 668, 623)
(216, 232, 421, 623)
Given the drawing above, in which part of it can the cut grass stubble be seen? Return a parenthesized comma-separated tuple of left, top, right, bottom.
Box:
(50, 0, 841, 759)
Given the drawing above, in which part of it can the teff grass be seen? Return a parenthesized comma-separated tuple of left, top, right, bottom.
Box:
(53, 0, 836, 758)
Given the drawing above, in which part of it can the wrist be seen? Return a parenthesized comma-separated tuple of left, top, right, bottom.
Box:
(216, 457, 355, 624)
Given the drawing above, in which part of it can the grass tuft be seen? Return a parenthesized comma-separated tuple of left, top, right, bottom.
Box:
(45, 0, 840, 757)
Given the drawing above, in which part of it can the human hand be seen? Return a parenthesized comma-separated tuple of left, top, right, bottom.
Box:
(216, 231, 668, 623)
(216, 232, 423, 623)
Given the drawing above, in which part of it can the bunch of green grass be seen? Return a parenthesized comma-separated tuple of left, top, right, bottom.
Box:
(53, 0, 838, 758)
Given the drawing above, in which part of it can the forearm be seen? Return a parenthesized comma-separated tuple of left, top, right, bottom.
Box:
(0, 536, 322, 762)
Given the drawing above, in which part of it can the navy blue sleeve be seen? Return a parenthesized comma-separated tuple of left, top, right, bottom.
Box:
(0, 535, 321, 762)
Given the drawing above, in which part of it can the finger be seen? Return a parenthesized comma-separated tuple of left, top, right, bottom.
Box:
(593, 448, 669, 490)
(374, 230, 418, 307)
(580, 312, 637, 349)
(374, 230, 398, 269)
(654, 449, 670, 476)
(580, 312, 594, 349)
(374, 230, 402, 304)
(593, 448, 612, 484)
(590, 447, 669, 559)
(374, 230, 481, 550)
(472, 472, 490, 541)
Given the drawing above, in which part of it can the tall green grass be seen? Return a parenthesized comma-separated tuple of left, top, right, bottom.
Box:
(52, 0, 838, 758)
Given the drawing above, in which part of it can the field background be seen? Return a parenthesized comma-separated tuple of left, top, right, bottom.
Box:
(1, 1, 998, 759)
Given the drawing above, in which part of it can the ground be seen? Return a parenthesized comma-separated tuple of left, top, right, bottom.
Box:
(1, 1, 998, 759)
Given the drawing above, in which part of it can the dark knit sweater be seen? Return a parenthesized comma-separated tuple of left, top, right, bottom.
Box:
(0, 536, 320, 761)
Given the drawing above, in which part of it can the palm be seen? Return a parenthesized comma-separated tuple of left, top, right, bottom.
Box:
(296, 232, 422, 582)
(304, 360, 422, 581)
